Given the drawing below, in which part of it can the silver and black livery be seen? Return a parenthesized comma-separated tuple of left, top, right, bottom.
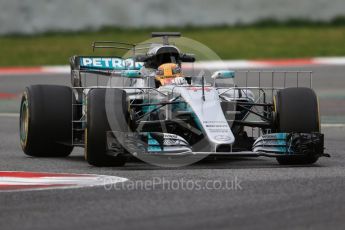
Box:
(19, 32, 328, 166)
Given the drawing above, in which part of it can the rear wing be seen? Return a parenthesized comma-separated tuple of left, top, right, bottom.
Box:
(71, 56, 143, 71)
(70, 56, 144, 87)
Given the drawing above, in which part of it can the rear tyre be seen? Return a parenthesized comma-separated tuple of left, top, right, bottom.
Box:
(19, 85, 74, 157)
(85, 88, 127, 167)
(274, 87, 320, 165)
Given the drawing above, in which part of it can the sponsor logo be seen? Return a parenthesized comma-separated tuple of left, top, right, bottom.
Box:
(80, 57, 143, 70)
(209, 129, 230, 133)
(214, 135, 232, 141)
(206, 125, 227, 128)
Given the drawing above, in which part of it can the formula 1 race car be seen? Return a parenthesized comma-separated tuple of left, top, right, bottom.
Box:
(19, 32, 328, 167)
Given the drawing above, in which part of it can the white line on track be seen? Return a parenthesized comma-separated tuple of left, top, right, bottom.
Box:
(321, 123, 345, 128)
(0, 171, 129, 192)
(0, 113, 19, 117)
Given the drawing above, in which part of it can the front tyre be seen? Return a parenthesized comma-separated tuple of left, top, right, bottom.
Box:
(274, 87, 320, 165)
(85, 88, 126, 167)
(20, 85, 74, 157)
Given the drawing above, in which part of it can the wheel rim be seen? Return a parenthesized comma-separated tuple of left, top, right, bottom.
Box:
(20, 97, 29, 147)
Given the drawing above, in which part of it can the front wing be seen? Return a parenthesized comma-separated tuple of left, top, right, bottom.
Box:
(106, 131, 328, 158)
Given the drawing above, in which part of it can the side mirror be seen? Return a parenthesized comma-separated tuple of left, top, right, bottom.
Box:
(211, 70, 235, 87)
(211, 70, 235, 79)
(121, 70, 142, 78)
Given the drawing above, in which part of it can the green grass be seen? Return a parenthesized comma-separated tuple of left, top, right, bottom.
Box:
(1, 26, 345, 66)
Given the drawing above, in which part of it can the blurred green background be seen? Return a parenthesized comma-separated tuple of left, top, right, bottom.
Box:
(1, 23, 345, 66)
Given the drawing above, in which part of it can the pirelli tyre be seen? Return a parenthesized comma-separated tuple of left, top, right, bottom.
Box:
(19, 85, 74, 157)
(274, 87, 320, 165)
(84, 88, 127, 167)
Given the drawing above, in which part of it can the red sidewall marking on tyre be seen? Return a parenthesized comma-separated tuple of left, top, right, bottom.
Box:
(0, 171, 128, 192)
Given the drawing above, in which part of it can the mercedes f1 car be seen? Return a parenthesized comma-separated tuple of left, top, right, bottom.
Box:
(19, 32, 328, 167)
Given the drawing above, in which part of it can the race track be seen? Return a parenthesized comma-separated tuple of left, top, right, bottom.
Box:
(0, 65, 344, 230)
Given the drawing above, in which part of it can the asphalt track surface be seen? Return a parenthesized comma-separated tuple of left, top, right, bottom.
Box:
(0, 65, 345, 230)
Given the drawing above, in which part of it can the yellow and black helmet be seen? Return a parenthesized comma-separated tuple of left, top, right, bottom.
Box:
(155, 63, 182, 86)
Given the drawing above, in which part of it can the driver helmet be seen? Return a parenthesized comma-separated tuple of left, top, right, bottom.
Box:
(155, 63, 182, 86)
